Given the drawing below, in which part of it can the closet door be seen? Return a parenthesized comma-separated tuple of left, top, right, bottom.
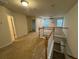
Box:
(10, 16, 17, 38)
(7, 16, 16, 41)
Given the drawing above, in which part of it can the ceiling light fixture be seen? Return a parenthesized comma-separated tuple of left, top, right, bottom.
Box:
(21, 0, 29, 7)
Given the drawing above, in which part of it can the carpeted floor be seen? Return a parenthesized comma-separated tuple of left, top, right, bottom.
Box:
(0, 32, 66, 59)
(54, 43, 61, 51)
(53, 51, 65, 59)
(0, 32, 46, 59)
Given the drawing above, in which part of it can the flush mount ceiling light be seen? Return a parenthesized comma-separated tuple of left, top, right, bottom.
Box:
(21, 0, 29, 6)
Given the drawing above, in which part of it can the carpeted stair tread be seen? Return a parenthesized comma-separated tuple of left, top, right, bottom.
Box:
(53, 51, 65, 59)
(54, 43, 61, 51)
(53, 42, 65, 59)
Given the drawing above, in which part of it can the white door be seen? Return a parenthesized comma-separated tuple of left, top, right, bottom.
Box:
(7, 16, 17, 40)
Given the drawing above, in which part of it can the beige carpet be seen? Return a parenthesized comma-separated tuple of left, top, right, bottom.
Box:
(0, 32, 46, 59)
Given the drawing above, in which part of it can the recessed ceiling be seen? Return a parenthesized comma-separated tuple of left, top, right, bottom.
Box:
(0, 0, 77, 16)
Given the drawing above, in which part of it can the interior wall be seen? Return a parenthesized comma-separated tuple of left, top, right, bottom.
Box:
(64, 3, 78, 58)
(36, 17, 56, 33)
(0, 5, 34, 47)
(0, 6, 15, 48)
(36, 17, 43, 33)
(12, 12, 28, 38)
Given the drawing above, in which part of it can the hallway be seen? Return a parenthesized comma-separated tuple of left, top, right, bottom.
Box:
(0, 32, 46, 59)
(0, 0, 77, 59)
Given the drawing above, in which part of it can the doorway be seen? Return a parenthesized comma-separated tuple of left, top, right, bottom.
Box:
(32, 20, 36, 32)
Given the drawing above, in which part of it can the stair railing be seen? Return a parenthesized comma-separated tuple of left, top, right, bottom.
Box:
(39, 27, 68, 59)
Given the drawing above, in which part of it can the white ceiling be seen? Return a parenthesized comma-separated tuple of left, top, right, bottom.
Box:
(1, 0, 77, 16)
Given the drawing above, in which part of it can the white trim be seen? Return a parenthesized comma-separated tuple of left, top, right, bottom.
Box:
(0, 40, 13, 48)
(48, 40, 54, 59)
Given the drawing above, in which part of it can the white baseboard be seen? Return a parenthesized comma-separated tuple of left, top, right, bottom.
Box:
(16, 34, 27, 39)
(0, 40, 13, 48)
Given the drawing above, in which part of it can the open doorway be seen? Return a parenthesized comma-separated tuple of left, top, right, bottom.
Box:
(32, 20, 36, 32)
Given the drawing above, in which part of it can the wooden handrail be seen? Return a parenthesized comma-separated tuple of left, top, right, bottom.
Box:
(39, 27, 68, 59)
(39, 27, 68, 39)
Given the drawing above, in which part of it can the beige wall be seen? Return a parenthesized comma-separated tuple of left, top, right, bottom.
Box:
(0, 6, 15, 48)
(0, 5, 32, 47)
(12, 12, 28, 38)
(64, 3, 78, 58)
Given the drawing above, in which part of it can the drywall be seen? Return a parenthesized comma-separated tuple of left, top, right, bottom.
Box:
(64, 3, 78, 58)
(36, 17, 56, 33)
(36, 17, 43, 33)
(0, 6, 15, 48)
(12, 12, 28, 38)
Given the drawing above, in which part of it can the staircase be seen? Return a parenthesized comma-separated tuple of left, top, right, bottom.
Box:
(39, 27, 76, 59)
(52, 27, 76, 59)
(53, 37, 66, 59)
